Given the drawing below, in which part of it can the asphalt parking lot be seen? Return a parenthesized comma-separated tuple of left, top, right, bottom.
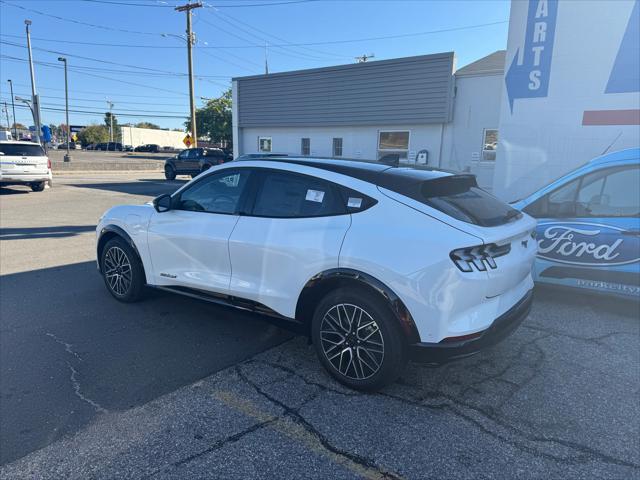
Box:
(1, 174, 638, 479)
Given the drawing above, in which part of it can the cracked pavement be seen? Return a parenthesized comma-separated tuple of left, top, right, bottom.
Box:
(2, 289, 638, 479)
(2, 175, 639, 479)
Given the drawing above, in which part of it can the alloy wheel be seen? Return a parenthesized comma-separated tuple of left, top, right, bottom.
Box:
(103, 246, 132, 296)
(320, 303, 385, 380)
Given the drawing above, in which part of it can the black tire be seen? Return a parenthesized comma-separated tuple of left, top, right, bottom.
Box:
(311, 287, 407, 391)
(201, 164, 212, 174)
(31, 181, 45, 192)
(164, 164, 177, 181)
(100, 237, 145, 302)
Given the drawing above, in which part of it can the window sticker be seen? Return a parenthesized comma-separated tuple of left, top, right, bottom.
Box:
(305, 189, 325, 203)
(347, 197, 363, 208)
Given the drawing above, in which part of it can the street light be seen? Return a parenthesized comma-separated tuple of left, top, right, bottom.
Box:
(15, 96, 36, 140)
(57, 57, 71, 162)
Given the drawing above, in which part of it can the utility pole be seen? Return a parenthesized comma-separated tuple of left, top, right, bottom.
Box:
(25, 19, 42, 145)
(175, 2, 202, 148)
(58, 57, 71, 162)
(3, 103, 10, 132)
(107, 100, 114, 142)
(265, 42, 269, 75)
(7, 79, 17, 138)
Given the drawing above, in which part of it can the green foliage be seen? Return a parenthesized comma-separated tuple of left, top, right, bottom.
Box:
(135, 122, 160, 130)
(78, 124, 109, 145)
(185, 89, 232, 144)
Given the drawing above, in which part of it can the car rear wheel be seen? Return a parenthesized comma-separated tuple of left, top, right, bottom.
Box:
(31, 181, 45, 192)
(312, 287, 407, 391)
(164, 164, 176, 181)
(100, 237, 145, 302)
(201, 164, 212, 174)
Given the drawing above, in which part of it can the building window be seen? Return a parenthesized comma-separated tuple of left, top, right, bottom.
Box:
(378, 130, 409, 161)
(258, 137, 272, 152)
(301, 138, 310, 156)
(482, 129, 498, 161)
(332, 138, 343, 157)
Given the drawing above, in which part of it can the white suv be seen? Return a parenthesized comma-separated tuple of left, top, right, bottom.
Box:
(96, 157, 537, 390)
(0, 141, 52, 192)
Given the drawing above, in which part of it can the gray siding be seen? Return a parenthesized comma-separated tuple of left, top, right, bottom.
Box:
(235, 52, 454, 127)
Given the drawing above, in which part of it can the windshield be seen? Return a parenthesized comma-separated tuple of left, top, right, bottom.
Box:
(0, 144, 46, 156)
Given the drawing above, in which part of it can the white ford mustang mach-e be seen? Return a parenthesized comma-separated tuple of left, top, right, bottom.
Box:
(96, 157, 537, 390)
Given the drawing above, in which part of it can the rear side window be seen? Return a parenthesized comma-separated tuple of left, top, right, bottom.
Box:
(252, 171, 346, 218)
(0, 144, 45, 156)
(420, 175, 521, 226)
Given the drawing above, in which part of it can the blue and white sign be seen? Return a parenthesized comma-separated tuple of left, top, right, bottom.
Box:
(505, 0, 559, 113)
(537, 222, 640, 267)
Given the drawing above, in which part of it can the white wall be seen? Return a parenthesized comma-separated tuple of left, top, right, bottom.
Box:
(494, 0, 640, 201)
(441, 72, 504, 188)
(239, 124, 445, 164)
(120, 127, 186, 149)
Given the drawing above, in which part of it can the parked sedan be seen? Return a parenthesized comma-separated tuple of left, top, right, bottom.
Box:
(97, 157, 536, 390)
(513, 147, 639, 299)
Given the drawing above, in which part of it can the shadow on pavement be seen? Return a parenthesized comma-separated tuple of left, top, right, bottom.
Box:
(0, 186, 31, 195)
(0, 225, 96, 241)
(0, 260, 292, 464)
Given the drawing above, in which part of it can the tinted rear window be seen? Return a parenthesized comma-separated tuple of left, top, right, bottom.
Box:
(0, 144, 45, 156)
(419, 175, 521, 226)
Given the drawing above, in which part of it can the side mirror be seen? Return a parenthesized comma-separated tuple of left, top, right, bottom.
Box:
(153, 194, 172, 213)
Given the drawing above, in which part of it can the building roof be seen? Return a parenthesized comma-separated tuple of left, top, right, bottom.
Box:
(455, 50, 506, 77)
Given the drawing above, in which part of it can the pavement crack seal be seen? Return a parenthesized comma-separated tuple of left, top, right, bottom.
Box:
(233, 365, 403, 480)
(46, 332, 107, 414)
(250, 352, 637, 469)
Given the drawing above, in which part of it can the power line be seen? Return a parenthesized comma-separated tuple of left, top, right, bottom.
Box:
(3, 81, 191, 99)
(0, 96, 187, 115)
(6, 92, 191, 107)
(0, 0, 162, 36)
(0, 39, 232, 79)
(0, 19, 508, 48)
(81, 0, 318, 6)
(11, 102, 188, 119)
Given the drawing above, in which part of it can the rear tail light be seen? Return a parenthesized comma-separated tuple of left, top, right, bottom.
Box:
(47, 157, 51, 169)
(450, 243, 511, 272)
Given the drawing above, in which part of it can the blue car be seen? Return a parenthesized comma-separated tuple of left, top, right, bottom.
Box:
(513, 148, 639, 299)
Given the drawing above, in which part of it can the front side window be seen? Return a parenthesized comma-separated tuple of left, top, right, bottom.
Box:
(333, 138, 343, 157)
(301, 138, 310, 156)
(252, 171, 345, 218)
(258, 137, 272, 152)
(378, 131, 409, 161)
(482, 129, 498, 161)
(576, 166, 639, 217)
(176, 170, 249, 214)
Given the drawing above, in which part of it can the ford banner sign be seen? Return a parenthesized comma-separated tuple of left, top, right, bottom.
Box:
(537, 222, 640, 267)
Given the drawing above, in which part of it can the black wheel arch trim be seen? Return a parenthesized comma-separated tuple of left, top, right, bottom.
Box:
(298, 268, 421, 344)
(96, 225, 141, 273)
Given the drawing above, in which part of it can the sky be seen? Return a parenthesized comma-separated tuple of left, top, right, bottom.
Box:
(0, 0, 511, 131)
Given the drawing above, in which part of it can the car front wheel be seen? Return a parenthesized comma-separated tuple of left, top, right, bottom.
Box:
(164, 164, 176, 180)
(312, 287, 407, 391)
(100, 237, 145, 302)
(31, 181, 45, 192)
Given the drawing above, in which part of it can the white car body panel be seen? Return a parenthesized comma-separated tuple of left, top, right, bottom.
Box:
(97, 159, 536, 346)
(228, 214, 351, 318)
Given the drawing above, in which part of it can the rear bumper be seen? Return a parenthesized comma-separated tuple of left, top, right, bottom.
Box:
(1, 172, 52, 184)
(409, 289, 533, 364)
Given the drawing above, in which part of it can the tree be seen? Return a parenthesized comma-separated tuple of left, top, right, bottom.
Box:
(135, 122, 160, 130)
(104, 112, 121, 141)
(185, 88, 232, 145)
(78, 124, 109, 146)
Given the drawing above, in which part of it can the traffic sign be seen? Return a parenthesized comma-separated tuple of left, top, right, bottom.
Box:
(183, 134, 193, 147)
